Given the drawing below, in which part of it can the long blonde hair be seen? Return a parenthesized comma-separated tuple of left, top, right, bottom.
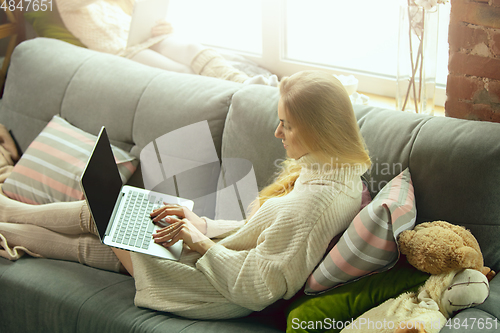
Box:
(253, 71, 371, 210)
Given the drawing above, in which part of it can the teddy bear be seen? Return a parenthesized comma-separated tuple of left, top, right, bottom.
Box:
(338, 220, 495, 333)
(339, 268, 490, 333)
(397, 221, 495, 280)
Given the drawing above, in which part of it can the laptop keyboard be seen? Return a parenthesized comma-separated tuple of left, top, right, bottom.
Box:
(112, 191, 161, 250)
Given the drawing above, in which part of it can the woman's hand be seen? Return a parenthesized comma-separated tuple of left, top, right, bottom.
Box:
(0, 124, 19, 162)
(150, 204, 207, 234)
(151, 20, 174, 37)
(152, 216, 214, 255)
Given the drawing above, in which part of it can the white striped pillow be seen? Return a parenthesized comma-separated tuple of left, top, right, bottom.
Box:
(3, 115, 138, 204)
(305, 168, 416, 295)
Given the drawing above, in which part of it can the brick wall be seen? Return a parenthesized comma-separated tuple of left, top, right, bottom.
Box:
(446, 0, 500, 122)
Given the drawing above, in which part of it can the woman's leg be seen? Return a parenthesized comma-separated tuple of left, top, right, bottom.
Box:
(149, 34, 205, 67)
(0, 188, 96, 235)
(0, 188, 131, 273)
(112, 247, 134, 277)
(0, 222, 121, 272)
(131, 49, 194, 74)
(150, 35, 262, 84)
(144, 34, 278, 85)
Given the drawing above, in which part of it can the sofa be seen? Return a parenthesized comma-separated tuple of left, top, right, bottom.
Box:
(0, 38, 499, 333)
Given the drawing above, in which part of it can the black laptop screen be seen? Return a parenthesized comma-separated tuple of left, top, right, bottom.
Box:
(80, 127, 124, 240)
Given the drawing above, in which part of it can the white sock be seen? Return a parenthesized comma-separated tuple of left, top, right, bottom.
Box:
(243, 74, 280, 86)
(243, 75, 268, 85)
(268, 74, 279, 87)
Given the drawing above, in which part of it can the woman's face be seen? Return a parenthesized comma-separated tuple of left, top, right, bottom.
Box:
(274, 98, 309, 160)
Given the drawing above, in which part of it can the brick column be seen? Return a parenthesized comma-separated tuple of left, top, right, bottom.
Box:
(446, 0, 500, 122)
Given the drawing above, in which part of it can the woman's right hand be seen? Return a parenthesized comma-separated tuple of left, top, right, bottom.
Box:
(150, 204, 207, 235)
(151, 20, 174, 37)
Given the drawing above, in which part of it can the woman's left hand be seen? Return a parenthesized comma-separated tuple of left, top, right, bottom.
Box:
(151, 20, 174, 37)
(153, 216, 214, 255)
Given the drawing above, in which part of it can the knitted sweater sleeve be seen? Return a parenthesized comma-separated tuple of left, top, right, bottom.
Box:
(56, 0, 134, 55)
(203, 217, 245, 239)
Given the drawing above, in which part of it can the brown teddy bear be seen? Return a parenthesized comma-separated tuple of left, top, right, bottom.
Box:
(339, 221, 495, 333)
(397, 221, 495, 280)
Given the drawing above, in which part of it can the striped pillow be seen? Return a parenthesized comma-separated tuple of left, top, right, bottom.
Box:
(305, 168, 416, 295)
(2, 115, 137, 204)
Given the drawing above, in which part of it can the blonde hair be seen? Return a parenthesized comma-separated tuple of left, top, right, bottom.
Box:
(252, 71, 371, 211)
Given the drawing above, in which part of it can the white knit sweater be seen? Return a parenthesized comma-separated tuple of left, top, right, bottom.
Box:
(56, 0, 168, 57)
(130, 162, 366, 320)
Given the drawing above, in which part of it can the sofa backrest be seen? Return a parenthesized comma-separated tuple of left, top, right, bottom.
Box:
(1, 38, 239, 164)
(356, 107, 500, 272)
(1, 38, 499, 272)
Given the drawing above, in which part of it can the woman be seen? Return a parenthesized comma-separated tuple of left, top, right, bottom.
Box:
(55, 0, 277, 85)
(0, 71, 370, 319)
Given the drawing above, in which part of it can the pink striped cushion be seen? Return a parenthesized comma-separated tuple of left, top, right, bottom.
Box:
(305, 168, 416, 295)
(3, 115, 138, 204)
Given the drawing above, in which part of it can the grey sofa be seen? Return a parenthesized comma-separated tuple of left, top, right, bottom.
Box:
(0, 38, 499, 333)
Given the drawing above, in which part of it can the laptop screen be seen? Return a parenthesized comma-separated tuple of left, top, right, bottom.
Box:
(80, 127, 124, 240)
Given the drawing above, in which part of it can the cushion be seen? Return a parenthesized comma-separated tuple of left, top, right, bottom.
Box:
(305, 168, 416, 294)
(23, 10, 86, 48)
(286, 257, 430, 333)
(2, 116, 137, 204)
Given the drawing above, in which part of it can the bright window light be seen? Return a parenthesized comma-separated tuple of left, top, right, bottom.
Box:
(286, 0, 400, 78)
(285, 0, 450, 85)
(168, 0, 262, 55)
(166, 0, 451, 93)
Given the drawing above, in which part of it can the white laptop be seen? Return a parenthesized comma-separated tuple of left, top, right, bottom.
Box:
(80, 127, 193, 260)
(127, 0, 170, 48)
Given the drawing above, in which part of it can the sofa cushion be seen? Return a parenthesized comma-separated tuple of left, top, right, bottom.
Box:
(305, 168, 416, 294)
(2, 116, 137, 204)
(0, 257, 283, 333)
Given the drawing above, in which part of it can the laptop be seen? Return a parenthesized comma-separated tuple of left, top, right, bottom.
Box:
(127, 0, 170, 48)
(80, 127, 193, 260)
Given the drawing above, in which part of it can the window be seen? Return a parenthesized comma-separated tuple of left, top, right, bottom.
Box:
(168, 0, 451, 106)
(168, 0, 262, 54)
(286, 0, 401, 78)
